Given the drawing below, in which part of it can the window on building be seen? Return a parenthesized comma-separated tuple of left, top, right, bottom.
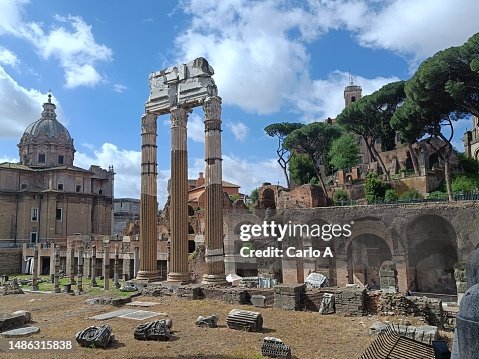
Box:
(38, 154, 45, 163)
(76, 185, 81, 192)
(57, 183, 64, 190)
(58, 155, 64, 164)
(56, 208, 62, 221)
(351, 96, 356, 102)
(30, 232, 37, 243)
(99, 189, 103, 195)
(31, 208, 38, 221)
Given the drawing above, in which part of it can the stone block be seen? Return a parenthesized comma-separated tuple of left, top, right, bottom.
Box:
(251, 295, 266, 308)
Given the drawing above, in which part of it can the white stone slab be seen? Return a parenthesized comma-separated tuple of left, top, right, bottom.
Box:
(1, 326, 40, 337)
(89, 308, 137, 320)
(119, 311, 165, 320)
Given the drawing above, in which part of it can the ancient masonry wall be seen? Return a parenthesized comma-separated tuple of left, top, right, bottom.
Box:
(0, 248, 22, 274)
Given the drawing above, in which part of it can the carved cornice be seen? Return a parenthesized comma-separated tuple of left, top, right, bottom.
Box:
(203, 96, 222, 121)
(170, 107, 190, 128)
(141, 113, 157, 134)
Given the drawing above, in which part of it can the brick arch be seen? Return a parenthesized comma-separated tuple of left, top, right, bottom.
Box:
(227, 214, 262, 236)
(406, 214, 458, 294)
(474, 148, 479, 161)
(345, 220, 398, 255)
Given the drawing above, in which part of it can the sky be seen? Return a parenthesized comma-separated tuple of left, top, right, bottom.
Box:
(0, 0, 478, 206)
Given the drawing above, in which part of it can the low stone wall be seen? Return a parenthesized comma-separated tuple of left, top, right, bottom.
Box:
(380, 294, 444, 327)
(334, 286, 366, 316)
(303, 288, 335, 311)
(274, 284, 305, 311)
(0, 248, 22, 275)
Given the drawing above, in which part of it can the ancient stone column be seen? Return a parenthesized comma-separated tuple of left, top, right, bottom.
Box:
(136, 113, 161, 282)
(167, 107, 191, 283)
(133, 246, 139, 278)
(77, 246, 84, 294)
(90, 245, 98, 287)
(30, 244, 39, 291)
(53, 245, 61, 293)
(114, 244, 120, 289)
(103, 242, 110, 290)
(69, 246, 76, 285)
(202, 96, 226, 285)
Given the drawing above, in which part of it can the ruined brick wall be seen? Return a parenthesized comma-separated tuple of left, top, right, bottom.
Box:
(334, 286, 366, 316)
(0, 248, 22, 274)
(380, 294, 444, 327)
(277, 185, 328, 209)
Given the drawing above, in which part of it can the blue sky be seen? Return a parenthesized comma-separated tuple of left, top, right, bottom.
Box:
(0, 0, 478, 205)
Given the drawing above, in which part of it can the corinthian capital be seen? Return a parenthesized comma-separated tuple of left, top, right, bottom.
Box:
(141, 113, 157, 134)
(170, 107, 190, 128)
(203, 96, 222, 122)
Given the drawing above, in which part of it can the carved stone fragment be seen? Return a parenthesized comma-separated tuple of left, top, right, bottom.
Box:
(261, 337, 292, 359)
(196, 315, 219, 328)
(134, 319, 172, 341)
(75, 324, 114, 348)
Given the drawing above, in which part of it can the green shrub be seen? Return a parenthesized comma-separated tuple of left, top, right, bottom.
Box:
(428, 191, 448, 200)
(333, 190, 349, 203)
(384, 189, 398, 203)
(365, 172, 390, 203)
(452, 175, 479, 193)
(399, 189, 423, 201)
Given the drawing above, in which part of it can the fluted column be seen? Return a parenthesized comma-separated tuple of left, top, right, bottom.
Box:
(167, 107, 191, 283)
(202, 96, 226, 284)
(136, 113, 161, 282)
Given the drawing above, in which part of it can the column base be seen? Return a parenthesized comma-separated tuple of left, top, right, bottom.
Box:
(167, 272, 192, 283)
(202, 274, 227, 285)
(136, 270, 161, 283)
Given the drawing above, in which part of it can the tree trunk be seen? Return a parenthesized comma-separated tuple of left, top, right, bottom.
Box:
(279, 158, 291, 189)
(370, 140, 389, 177)
(443, 146, 453, 202)
(407, 142, 420, 176)
(313, 163, 328, 197)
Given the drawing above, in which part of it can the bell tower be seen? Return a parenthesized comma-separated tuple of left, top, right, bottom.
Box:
(344, 73, 362, 108)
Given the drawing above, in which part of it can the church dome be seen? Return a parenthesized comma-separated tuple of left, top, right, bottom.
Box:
(18, 94, 75, 168)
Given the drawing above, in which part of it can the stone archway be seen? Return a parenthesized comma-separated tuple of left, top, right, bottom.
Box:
(407, 214, 458, 294)
(262, 189, 276, 209)
(347, 234, 393, 289)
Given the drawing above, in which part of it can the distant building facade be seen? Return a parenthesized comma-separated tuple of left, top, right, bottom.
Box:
(0, 95, 114, 247)
(113, 198, 140, 235)
(464, 115, 479, 161)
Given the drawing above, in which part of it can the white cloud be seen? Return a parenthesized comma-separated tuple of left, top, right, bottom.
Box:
(0, 65, 63, 138)
(0, 1, 112, 88)
(176, 0, 479, 117)
(356, 0, 479, 65)
(0, 155, 18, 163)
(113, 83, 128, 93)
(295, 71, 400, 121)
(187, 112, 205, 143)
(74, 141, 285, 205)
(0, 47, 19, 68)
(227, 121, 249, 142)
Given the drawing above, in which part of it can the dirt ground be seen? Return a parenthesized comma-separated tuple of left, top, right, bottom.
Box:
(0, 291, 422, 359)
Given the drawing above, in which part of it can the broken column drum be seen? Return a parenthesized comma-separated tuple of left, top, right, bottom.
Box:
(226, 309, 263, 332)
(196, 315, 219, 328)
(140, 57, 225, 284)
